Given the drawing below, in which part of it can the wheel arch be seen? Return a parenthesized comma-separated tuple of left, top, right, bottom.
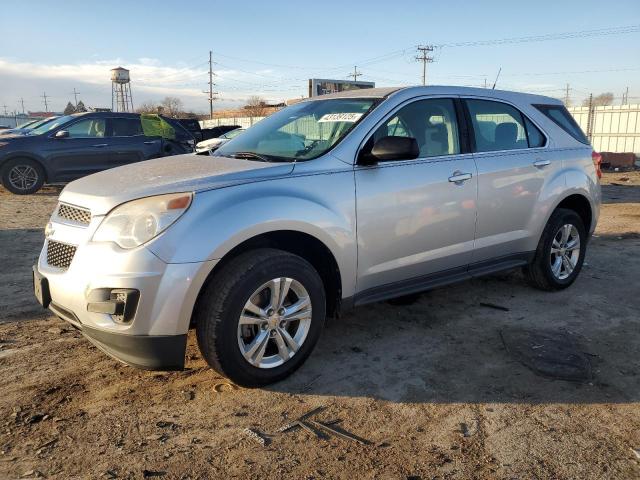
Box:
(194, 230, 344, 320)
(553, 193, 593, 233)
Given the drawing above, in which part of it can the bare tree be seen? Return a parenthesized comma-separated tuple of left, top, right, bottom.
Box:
(136, 101, 161, 114)
(244, 96, 268, 117)
(583, 92, 614, 107)
(160, 97, 184, 117)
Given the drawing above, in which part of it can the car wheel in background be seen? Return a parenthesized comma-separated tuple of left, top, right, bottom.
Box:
(1, 158, 45, 195)
(195, 248, 326, 387)
(523, 208, 587, 291)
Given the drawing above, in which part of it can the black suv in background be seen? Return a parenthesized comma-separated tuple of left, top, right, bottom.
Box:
(0, 112, 195, 194)
(177, 118, 241, 143)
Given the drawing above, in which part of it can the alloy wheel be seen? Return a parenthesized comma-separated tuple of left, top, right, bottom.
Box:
(8, 165, 39, 191)
(549, 224, 580, 280)
(237, 277, 312, 369)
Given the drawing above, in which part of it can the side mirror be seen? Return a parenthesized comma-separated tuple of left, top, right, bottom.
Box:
(54, 130, 69, 139)
(360, 136, 420, 164)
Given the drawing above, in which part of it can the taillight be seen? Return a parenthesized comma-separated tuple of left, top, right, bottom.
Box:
(592, 151, 602, 179)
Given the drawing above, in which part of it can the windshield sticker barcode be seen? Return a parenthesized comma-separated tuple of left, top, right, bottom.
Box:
(318, 113, 364, 123)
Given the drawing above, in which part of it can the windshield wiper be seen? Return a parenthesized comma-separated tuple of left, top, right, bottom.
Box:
(230, 151, 273, 162)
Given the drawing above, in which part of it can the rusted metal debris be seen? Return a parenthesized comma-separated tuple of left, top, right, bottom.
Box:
(277, 407, 372, 445)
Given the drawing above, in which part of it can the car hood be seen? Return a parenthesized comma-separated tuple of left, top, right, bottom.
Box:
(0, 131, 30, 140)
(59, 153, 295, 215)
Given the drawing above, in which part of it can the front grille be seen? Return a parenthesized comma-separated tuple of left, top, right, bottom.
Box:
(46, 240, 77, 270)
(57, 203, 91, 225)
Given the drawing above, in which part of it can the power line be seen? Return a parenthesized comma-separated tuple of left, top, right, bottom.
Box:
(437, 24, 640, 48)
(415, 45, 435, 85)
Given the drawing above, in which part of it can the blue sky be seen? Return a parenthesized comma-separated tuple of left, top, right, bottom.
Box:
(1, 0, 639, 113)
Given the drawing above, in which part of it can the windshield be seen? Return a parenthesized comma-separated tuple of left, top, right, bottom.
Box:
(222, 128, 244, 139)
(30, 115, 75, 135)
(17, 119, 38, 129)
(216, 98, 377, 162)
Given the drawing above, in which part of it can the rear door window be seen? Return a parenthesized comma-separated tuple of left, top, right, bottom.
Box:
(534, 104, 589, 144)
(466, 99, 528, 152)
(111, 118, 144, 137)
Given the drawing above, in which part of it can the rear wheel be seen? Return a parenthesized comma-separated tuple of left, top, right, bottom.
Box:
(195, 248, 326, 387)
(1, 158, 45, 194)
(523, 208, 587, 291)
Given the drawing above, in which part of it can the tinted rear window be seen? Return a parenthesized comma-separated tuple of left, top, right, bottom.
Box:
(534, 104, 589, 144)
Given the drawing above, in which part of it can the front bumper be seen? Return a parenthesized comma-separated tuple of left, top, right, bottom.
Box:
(34, 234, 216, 370)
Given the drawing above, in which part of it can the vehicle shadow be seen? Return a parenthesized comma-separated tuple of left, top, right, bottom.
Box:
(0, 228, 45, 323)
(601, 182, 640, 204)
(270, 235, 640, 404)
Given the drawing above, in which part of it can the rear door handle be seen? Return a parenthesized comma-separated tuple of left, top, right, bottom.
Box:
(448, 172, 473, 184)
(533, 159, 551, 168)
(144, 140, 158, 145)
(92, 144, 108, 148)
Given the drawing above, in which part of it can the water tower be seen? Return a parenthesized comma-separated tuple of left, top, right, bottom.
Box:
(111, 67, 134, 112)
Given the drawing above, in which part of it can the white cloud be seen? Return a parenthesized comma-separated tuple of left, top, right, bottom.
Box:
(0, 57, 305, 113)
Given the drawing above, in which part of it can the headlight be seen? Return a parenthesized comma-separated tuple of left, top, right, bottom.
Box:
(92, 193, 192, 249)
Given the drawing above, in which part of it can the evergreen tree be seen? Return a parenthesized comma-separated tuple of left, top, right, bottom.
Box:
(63, 102, 76, 115)
(76, 100, 87, 112)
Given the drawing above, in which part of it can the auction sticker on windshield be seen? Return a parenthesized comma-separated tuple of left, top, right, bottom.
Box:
(318, 113, 364, 123)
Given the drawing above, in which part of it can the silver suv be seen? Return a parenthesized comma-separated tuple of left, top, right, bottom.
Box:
(33, 86, 601, 386)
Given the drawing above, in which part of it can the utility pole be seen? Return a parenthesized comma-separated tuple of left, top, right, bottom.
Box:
(204, 50, 218, 120)
(1, 104, 7, 116)
(622, 86, 629, 105)
(41, 92, 49, 112)
(349, 66, 362, 82)
(483, 78, 488, 88)
(564, 83, 571, 106)
(72, 88, 80, 108)
(20, 97, 25, 114)
(415, 45, 435, 86)
(586, 93, 594, 142)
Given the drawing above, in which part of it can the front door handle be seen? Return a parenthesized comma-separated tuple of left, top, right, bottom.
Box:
(92, 144, 108, 148)
(533, 159, 551, 168)
(143, 140, 158, 145)
(448, 172, 473, 184)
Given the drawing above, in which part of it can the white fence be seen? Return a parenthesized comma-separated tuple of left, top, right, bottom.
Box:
(568, 104, 640, 154)
(200, 117, 266, 129)
(201, 104, 640, 155)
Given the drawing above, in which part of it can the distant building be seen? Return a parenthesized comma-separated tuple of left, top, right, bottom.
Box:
(27, 111, 58, 118)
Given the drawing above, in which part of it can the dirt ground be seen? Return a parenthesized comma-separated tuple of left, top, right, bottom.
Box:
(1, 171, 639, 480)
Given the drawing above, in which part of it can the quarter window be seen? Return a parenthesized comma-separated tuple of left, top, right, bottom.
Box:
(534, 104, 589, 144)
(373, 98, 460, 158)
(66, 118, 106, 138)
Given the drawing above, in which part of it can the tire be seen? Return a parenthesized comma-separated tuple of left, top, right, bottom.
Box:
(195, 248, 326, 387)
(1, 158, 45, 195)
(523, 208, 587, 291)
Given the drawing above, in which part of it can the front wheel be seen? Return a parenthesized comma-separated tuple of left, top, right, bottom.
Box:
(195, 248, 326, 387)
(523, 208, 587, 291)
(1, 158, 45, 194)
